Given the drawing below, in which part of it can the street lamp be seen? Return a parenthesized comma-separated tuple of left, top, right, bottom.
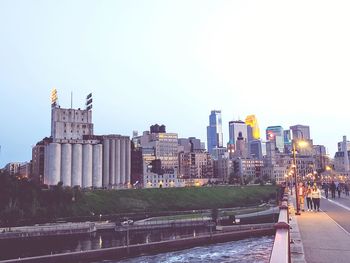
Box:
(292, 135, 309, 215)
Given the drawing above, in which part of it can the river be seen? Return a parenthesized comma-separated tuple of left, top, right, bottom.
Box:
(111, 236, 274, 263)
(0, 228, 273, 262)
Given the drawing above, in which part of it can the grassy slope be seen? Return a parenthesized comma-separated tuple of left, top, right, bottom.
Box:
(73, 185, 277, 216)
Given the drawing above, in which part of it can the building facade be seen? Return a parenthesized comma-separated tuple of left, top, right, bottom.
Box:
(207, 110, 223, 154)
(266, 126, 284, 153)
(42, 91, 131, 189)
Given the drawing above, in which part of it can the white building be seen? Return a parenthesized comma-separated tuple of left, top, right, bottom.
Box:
(43, 91, 131, 189)
(143, 169, 185, 188)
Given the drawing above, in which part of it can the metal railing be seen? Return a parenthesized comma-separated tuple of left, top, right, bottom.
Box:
(269, 190, 290, 263)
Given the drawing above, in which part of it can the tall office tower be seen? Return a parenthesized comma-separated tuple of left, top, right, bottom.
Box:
(245, 115, 260, 140)
(290, 125, 310, 140)
(266, 126, 284, 153)
(249, 140, 263, 159)
(207, 110, 223, 154)
(229, 120, 248, 146)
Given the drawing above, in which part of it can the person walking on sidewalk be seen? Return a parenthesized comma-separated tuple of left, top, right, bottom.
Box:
(298, 182, 306, 212)
(330, 181, 336, 199)
(337, 184, 342, 198)
(306, 185, 313, 211)
(323, 182, 329, 199)
(312, 185, 321, 212)
(345, 183, 349, 196)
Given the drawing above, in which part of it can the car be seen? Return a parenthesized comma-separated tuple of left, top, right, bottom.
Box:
(121, 219, 134, 226)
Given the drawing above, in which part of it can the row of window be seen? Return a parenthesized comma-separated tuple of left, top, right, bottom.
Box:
(146, 180, 175, 183)
(62, 117, 86, 121)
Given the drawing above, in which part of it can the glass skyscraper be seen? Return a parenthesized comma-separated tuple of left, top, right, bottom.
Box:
(266, 126, 284, 153)
(207, 110, 223, 154)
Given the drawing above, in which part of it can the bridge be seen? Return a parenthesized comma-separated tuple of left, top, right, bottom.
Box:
(270, 188, 350, 263)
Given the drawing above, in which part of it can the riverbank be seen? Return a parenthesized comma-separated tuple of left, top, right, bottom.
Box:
(75, 185, 277, 216)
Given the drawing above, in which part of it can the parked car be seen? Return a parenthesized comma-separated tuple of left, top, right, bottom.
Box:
(121, 219, 134, 226)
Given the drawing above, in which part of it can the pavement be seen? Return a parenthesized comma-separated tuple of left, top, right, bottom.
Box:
(292, 191, 350, 263)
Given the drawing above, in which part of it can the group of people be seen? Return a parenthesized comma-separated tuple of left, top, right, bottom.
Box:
(297, 182, 321, 212)
(323, 181, 349, 199)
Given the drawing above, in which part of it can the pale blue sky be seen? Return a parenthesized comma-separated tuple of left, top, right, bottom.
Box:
(1, 0, 350, 166)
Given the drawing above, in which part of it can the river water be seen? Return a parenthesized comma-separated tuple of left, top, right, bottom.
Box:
(112, 236, 274, 263)
(0, 227, 273, 262)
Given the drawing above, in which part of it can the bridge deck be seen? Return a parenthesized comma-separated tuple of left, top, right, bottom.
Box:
(293, 192, 350, 263)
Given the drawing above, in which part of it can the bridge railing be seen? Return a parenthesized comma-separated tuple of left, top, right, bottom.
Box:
(269, 189, 290, 263)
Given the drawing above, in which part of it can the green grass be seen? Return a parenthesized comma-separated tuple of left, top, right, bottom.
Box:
(73, 185, 277, 216)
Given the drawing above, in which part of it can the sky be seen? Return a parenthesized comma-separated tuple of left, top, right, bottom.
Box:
(1, 0, 350, 167)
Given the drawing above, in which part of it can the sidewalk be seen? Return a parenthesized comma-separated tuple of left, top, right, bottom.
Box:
(291, 195, 350, 263)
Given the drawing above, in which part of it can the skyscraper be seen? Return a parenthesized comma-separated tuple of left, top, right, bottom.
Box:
(249, 140, 263, 159)
(229, 120, 248, 145)
(290, 125, 310, 140)
(245, 115, 260, 140)
(207, 110, 223, 154)
(266, 126, 284, 153)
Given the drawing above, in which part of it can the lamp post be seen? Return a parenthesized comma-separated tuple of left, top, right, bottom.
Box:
(293, 141, 301, 215)
(292, 130, 309, 215)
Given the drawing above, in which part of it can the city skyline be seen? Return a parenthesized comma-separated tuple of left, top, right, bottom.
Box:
(2, 1, 350, 166)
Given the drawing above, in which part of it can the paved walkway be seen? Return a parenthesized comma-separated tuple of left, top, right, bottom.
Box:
(292, 192, 350, 263)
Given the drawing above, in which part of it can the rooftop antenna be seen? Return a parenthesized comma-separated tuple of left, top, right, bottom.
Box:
(71, 91, 73, 109)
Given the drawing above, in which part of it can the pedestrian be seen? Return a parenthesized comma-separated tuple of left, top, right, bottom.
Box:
(312, 184, 321, 212)
(306, 185, 313, 211)
(330, 181, 336, 198)
(345, 183, 350, 196)
(337, 184, 342, 198)
(297, 182, 306, 212)
(323, 182, 329, 199)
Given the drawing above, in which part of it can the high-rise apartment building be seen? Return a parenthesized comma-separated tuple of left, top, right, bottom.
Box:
(207, 110, 223, 154)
